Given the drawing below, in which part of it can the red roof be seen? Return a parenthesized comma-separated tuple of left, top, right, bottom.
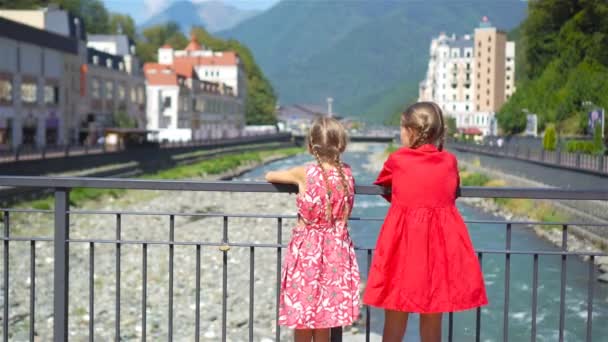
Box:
(161, 44, 172, 49)
(173, 52, 239, 67)
(144, 63, 178, 86)
(185, 38, 202, 52)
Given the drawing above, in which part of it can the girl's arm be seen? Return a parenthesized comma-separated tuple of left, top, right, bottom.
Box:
(374, 156, 394, 202)
(265, 166, 307, 191)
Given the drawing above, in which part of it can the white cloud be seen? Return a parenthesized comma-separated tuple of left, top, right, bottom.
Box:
(143, 0, 172, 18)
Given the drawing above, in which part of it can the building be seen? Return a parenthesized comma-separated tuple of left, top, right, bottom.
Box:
(83, 36, 146, 145)
(276, 104, 341, 134)
(0, 6, 147, 147)
(0, 16, 83, 148)
(419, 17, 515, 136)
(158, 35, 247, 98)
(144, 44, 245, 142)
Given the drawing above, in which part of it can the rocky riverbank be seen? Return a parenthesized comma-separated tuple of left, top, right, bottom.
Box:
(365, 149, 608, 282)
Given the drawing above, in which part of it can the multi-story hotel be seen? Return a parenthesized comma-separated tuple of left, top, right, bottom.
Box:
(419, 17, 515, 135)
(144, 36, 245, 142)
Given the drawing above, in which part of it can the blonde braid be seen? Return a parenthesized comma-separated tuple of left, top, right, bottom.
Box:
(311, 145, 333, 221)
(335, 155, 351, 221)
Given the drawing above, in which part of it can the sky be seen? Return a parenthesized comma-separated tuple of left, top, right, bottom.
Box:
(102, 0, 280, 23)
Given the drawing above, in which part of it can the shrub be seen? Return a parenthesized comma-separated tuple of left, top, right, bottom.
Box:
(542, 124, 557, 151)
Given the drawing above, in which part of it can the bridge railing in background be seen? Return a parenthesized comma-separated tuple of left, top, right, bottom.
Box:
(450, 141, 608, 175)
(0, 133, 292, 165)
(0, 178, 605, 341)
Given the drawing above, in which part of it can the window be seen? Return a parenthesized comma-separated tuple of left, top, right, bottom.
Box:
(488, 47, 491, 53)
(478, 41, 481, 47)
(488, 57, 491, 63)
(466, 95, 470, 100)
(506, 76, 511, 81)
(163, 96, 171, 108)
(477, 52, 481, 57)
(477, 95, 480, 100)
(487, 89, 490, 95)
(486, 100, 490, 106)
(105, 81, 113, 100)
(488, 36, 491, 42)
(465, 105, 469, 111)
(466, 52, 471, 57)
(477, 73, 481, 79)
(0, 80, 12, 102)
(506, 85, 511, 90)
(466, 63, 470, 69)
(118, 84, 126, 101)
(92, 78, 100, 99)
(21, 82, 37, 103)
(44, 85, 59, 105)
(453, 105, 456, 111)
(93, 55, 99, 65)
(453, 95, 456, 100)
(477, 105, 480, 111)
(106, 59, 113, 68)
(506, 66, 511, 71)
(138, 87, 145, 104)
(131, 87, 137, 103)
(487, 78, 490, 85)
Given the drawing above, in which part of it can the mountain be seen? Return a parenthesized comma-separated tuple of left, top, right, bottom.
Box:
(140, 1, 259, 33)
(221, 0, 528, 122)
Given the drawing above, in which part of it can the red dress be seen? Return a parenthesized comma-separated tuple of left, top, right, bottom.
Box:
(363, 144, 487, 313)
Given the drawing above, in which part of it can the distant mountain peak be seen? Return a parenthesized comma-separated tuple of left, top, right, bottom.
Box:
(140, 0, 259, 33)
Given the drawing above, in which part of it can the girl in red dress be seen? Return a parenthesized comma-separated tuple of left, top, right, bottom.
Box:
(363, 102, 487, 342)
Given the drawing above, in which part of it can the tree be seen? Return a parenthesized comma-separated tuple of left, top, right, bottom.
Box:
(446, 116, 457, 136)
(542, 124, 557, 151)
(109, 13, 136, 40)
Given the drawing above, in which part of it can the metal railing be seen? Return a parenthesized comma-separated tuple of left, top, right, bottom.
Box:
(0, 133, 292, 164)
(450, 141, 608, 175)
(0, 176, 606, 341)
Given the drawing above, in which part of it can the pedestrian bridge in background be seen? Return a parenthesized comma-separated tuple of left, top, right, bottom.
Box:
(0, 176, 605, 341)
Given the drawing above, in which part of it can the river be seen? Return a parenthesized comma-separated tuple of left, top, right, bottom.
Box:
(238, 143, 608, 341)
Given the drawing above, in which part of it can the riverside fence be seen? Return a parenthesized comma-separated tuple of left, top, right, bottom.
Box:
(0, 177, 606, 341)
(450, 141, 608, 176)
(0, 133, 292, 164)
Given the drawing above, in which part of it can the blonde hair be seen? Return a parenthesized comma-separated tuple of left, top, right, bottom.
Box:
(401, 101, 446, 150)
(307, 117, 351, 221)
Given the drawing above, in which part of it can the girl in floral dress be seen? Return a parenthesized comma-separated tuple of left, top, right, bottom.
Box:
(265, 117, 360, 342)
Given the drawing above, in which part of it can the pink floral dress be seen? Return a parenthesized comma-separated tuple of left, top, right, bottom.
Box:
(278, 163, 360, 329)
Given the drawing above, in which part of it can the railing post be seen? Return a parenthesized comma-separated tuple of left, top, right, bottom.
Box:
(527, 147, 531, 160)
(541, 149, 545, 162)
(54, 189, 70, 342)
(42, 146, 46, 160)
(64, 145, 69, 158)
(576, 152, 581, 168)
(330, 327, 342, 342)
(14, 146, 19, 162)
(597, 154, 604, 173)
(557, 148, 561, 165)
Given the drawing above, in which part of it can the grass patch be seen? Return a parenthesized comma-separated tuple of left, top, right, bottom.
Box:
(18, 147, 304, 209)
(459, 169, 569, 227)
(385, 143, 399, 154)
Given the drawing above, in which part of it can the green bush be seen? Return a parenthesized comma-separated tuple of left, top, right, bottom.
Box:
(542, 124, 557, 151)
(566, 125, 605, 155)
